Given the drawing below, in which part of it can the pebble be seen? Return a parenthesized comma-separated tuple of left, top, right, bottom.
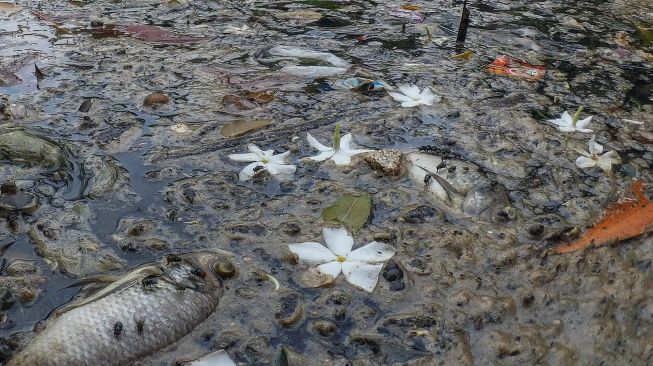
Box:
(363, 149, 403, 176)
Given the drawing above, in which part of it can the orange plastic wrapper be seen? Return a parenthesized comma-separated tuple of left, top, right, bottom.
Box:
(486, 55, 546, 81)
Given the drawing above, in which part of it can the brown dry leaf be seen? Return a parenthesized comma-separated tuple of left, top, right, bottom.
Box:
(400, 5, 421, 11)
(220, 119, 273, 137)
(246, 90, 275, 103)
(143, 93, 170, 106)
(0, 2, 21, 14)
(553, 180, 653, 254)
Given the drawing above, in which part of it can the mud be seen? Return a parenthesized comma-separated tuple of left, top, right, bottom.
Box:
(1, 0, 652, 365)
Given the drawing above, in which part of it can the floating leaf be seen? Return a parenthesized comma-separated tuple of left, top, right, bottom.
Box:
(122, 24, 201, 44)
(0, 2, 21, 14)
(220, 119, 273, 137)
(322, 193, 371, 231)
(452, 50, 474, 60)
(401, 4, 421, 11)
(553, 180, 653, 254)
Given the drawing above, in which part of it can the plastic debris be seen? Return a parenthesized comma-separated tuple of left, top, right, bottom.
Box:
(266, 46, 351, 78)
(267, 46, 350, 68)
(340, 77, 392, 93)
(486, 55, 546, 81)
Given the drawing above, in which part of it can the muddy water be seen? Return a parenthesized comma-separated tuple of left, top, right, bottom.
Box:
(1, 0, 652, 364)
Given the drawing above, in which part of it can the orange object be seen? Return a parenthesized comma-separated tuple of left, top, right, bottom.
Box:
(400, 5, 421, 11)
(553, 180, 653, 254)
(486, 55, 546, 81)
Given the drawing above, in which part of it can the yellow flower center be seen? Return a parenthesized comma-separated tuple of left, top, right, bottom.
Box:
(336, 255, 346, 262)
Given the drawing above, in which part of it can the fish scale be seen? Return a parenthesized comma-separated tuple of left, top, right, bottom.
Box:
(7, 253, 225, 366)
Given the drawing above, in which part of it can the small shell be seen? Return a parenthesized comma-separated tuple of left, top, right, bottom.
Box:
(213, 260, 236, 278)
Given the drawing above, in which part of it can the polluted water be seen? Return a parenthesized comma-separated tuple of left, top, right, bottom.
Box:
(0, 0, 652, 365)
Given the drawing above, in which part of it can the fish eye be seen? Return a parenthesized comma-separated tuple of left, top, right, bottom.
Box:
(213, 260, 235, 278)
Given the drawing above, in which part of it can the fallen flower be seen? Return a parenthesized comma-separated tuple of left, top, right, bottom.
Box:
(288, 227, 396, 292)
(553, 180, 653, 254)
(388, 84, 439, 107)
(548, 106, 593, 132)
(574, 135, 621, 172)
(228, 144, 296, 181)
(307, 123, 373, 165)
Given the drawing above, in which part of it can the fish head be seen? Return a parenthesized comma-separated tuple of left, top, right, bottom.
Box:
(179, 250, 237, 288)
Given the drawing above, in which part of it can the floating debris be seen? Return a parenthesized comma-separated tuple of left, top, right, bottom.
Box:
(322, 193, 372, 232)
(553, 181, 652, 254)
(574, 135, 621, 172)
(486, 55, 546, 81)
(7, 251, 235, 365)
(228, 144, 296, 181)
(306, 123, 373, 166)
(288, 227, 395, 292)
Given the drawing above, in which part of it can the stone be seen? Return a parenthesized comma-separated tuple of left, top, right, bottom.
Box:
(364, 149, 403, 176)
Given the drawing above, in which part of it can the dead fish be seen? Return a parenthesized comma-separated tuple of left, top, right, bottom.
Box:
(7, 250, 237, 366)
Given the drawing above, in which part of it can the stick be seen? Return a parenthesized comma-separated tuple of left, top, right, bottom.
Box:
(456, 0, 470, 44)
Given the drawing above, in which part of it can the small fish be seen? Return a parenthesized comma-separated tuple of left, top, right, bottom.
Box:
(7, 251, 236, 366)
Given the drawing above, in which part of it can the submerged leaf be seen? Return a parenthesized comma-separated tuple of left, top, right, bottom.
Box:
(220, 119, 273, 137)
(322, 193, 372, 231)
(553, 180, 653, 254)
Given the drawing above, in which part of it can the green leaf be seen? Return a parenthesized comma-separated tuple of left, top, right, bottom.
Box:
(571, 106, 584, 127)
(332, 122, 341, 150)
(322, 193, 371, 231)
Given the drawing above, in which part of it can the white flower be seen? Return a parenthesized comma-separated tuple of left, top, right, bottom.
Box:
(306, 124, 373, 165)
(288, 227, 396, 292)
(388, 84, 439, 107)
(548, 109, 593, 133)
(575, 135, 621, 172)
(228, 144, 296, 181)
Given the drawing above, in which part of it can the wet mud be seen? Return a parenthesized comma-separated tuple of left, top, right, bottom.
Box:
(1, 0, 652, 365)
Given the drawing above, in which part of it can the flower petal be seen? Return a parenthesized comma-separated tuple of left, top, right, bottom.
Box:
(561, 111, 573, 123)
(228, 153, 260, 162)
(347, 241, 396, 263)
(339, 133, 353, 150)
(345, 148, 374, 156)
(596, 156, 615, 172)
(317, 261, 342, 279)
(307, 133, 332, 152)
(588, 136, 603, 155)
(342, 261, 384, 292)
(576, 116, 593, 129)
(268, 151, 290, 164)
(388, 91, 414, 103)
(575, 156, 596, 169)
(576, 127, 594, 133)
(266, 163, 297, 176)
(239, 162, 263, 181)
(418, 88, 439, 105)
(558, 125, 576, 132)
(331, 149, 353, 165)
(288, 242, 337, 264)
(309, 150, 335, 162)
(247, 144, 266, 159)
(398, 84, 421, 99)
(548, 118, 570, 127)
(322, 227, 354, 256)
